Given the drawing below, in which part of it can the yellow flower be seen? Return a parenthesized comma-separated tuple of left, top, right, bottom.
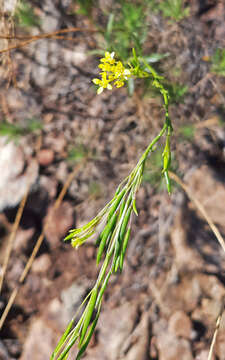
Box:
(93, 72, 112, 94)
(92, 52, 131, 94)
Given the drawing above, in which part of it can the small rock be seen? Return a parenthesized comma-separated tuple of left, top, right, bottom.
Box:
(55, 162, 68, 183)
(196, 350, 210, 360)
(157, 332, 193, 360)
(40, 176, 58, 199)
(3, 0, 17, 13)
(168, 311, 192, 339)
(44, 201, 74, 248)
(0, 138, 39, 211)
(215, 331, 225, 360)
(32, 254, 51, 274)
(0, 341, 9, 360)
(86, 302, 138, 359)
(44, 279, 89, 330)
(7, 258, 24, 286)
(164, 274, 201, 313)
(37, 149, 54, 166)
(20, 319, 55, 360)
(188, 165, 225, 231)
(170, 208, 203, 271)
(14, 228, 35, 252)
(122, 313, 149, 360)
(3, 338, 21, 357)
(64, 45, 87, 66)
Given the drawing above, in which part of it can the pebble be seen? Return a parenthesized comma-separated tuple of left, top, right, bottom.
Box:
(37, 149, 54, 166)
(168, 310, 192, 339)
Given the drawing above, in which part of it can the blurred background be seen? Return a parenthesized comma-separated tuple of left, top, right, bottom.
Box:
(0, 0, 225, 359)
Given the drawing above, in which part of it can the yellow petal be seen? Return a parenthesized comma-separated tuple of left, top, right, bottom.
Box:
(97, 87, 104, 94)
(93, 78, 100, 85)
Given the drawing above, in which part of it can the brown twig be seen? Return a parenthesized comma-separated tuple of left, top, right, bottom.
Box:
(207, 296, 225, 360)
(0, 184, 30, 294)
(0, 27, 96, 54)
(0, 160, 85, 331)
(169, 171, 225, 254)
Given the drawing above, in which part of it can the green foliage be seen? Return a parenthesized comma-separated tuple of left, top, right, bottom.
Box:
(88, 181, 102, 199)
(75, 0, 94, 16)
(166, 82, 188, 103)
(157, 0, 189, 21)
(143, 79, 188, 103)
(15, 1, 41, 28)
(0, 119, 42, 142)
(211, 48, 225, 77)
(178, 124, 195, 141)
(67, 144, 88, 163)
(104, 1, 148, 61)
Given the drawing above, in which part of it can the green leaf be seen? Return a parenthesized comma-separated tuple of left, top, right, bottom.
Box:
(143, 53, 170, 63)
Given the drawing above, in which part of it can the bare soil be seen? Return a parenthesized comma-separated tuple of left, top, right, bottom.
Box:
(0, 1, 225, 359)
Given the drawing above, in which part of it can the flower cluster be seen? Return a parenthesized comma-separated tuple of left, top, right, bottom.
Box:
(92, 52, 131, 94)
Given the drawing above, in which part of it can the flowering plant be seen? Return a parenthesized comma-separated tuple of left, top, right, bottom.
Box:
(51, 49, 172, 360)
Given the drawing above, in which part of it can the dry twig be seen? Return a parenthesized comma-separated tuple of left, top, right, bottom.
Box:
(0, 184, 29, 293)
(207, 296, 225, 360)
(0, 27, 96, 54)
(169, 171, 225, 254)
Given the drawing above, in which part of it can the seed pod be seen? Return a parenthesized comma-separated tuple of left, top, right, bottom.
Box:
(119, 206, 132, 243)
(97, 212, 117, 264)
(96, 272, 111, 307)
(119, 228, 131, 271)
(79, 287, 98, 346)
(111, 235, 121, 273)
(108, 188, 126, 220)
(77, 310, 100, 360)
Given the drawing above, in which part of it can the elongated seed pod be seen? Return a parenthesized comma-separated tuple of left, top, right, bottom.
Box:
(114, 256, 121, 273)
(79, 287, 98, 346)
(111, 235, 121, 273)
(97, 212, 117, 264)
(96, 271, 111, 307)
(76, 311, 100, 360)
(119, 228, 131, 271)
(108, 188, 126, 220)
(119, 206, 132, 243)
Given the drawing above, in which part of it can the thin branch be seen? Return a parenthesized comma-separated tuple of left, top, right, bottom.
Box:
(0, 161, 85, 331)
(0, 184, 30, 293)
(169, 171, 225, 254)
(0, 27, 96, 54)
(207, 296, 225, 360)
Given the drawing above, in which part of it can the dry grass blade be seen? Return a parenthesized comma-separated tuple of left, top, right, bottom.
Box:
(207, 296, 225, 360)
(0, 184, 29, 294)
(0, 27, 96, 54)
(169, 171, 225, 254)
(0, 161, 85, 331)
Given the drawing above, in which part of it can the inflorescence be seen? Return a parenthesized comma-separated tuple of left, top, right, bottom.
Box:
(92, 52, 131, 94)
